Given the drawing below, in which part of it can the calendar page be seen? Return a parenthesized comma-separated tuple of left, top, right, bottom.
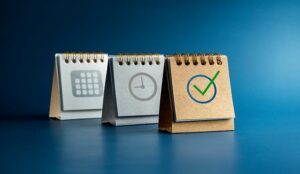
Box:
(168, 54, 235, 121)
(111, 55, 164, 117)
(56, 53, 108, 111)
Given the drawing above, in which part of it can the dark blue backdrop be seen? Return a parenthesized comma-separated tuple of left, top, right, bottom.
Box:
(2, 1, 300, 174)
(1, 0, 300, 117)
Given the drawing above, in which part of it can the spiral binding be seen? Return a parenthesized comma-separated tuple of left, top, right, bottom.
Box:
(64, 52, 105, 64)
(174, 54, 223, 66)
(117, 54, 161, 65)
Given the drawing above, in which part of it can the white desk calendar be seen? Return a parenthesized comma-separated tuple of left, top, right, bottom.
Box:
(49, 53, 108, 120)
(102, 54, 165, 126)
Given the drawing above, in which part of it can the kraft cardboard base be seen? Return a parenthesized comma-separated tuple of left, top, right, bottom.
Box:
(159, 119, 234, 133)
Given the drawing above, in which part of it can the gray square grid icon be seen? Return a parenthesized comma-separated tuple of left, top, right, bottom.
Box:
(71, 70, 103, 97)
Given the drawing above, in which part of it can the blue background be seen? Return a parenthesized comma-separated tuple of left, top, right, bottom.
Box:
(1, 0, 300, 173)
(2, 0, 300, 116)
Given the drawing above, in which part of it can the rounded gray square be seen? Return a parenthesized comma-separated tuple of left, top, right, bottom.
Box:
(71, 70, 103, 97)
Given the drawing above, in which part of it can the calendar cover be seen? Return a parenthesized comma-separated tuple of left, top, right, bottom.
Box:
(169, 55, 235, 121)
(111, 55, 164, 117)
(56, 53, 108, 111)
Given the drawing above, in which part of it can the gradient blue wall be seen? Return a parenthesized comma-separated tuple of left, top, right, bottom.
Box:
(1, 0, 300, 117)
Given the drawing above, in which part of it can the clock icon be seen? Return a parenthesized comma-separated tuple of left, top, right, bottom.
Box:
(128, 73, 157, 101)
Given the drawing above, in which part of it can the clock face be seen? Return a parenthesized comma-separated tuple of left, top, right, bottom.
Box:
(128, 73, 157, 101)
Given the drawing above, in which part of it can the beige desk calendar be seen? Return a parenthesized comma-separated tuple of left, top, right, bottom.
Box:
(102, 54, 164, 126)
(49, 53, 108, 120)
(159, 54, 235, 133)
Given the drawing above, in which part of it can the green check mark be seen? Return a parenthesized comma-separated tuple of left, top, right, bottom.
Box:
(193, 71, 220, 96)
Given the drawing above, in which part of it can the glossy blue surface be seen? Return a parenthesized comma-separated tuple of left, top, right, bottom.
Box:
(1, 115, 300, 174)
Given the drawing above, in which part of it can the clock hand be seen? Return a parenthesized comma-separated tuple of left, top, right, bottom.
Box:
(141, 76, 145, 89)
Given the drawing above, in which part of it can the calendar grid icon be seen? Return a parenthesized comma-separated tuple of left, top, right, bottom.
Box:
(71, 70, 103, 97)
